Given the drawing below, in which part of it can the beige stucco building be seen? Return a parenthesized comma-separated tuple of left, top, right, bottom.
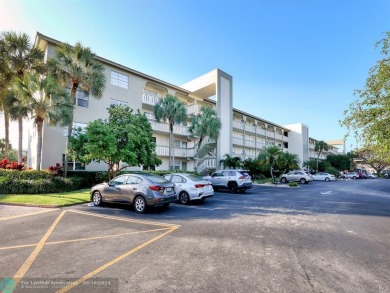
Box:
(1, 32, 341, 173)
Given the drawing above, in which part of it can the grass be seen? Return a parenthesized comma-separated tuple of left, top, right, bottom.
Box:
(0, 189, 90, 207)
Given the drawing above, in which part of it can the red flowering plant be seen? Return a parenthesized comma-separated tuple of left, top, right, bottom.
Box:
(0, 158, 25, 170)
(47, 163, 64, 177)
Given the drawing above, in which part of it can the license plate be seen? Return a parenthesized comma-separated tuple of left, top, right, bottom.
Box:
(204, 185, 212, 191)
(166, 187, 172, 192)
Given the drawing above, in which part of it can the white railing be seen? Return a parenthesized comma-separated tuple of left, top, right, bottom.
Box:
(233, 121, 244, 130)
(144, 112, 155, 120)
(245, 140, 256, 148)
(142, 91, 161, 106)
(233, 137, 244, 146)
(246, 124, 256, 133)
(149, 120, 190, 136)
(156, 145, 195, 157)
(187, 104, 200, 116)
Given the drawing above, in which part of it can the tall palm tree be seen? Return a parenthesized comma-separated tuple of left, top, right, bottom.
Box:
(278, 151, 300, 175)
(0, 36, 13, 159)
(14, 74, 73, 170)
(1, 31, 44, 162)
(188, 106, 221, 169)
(154, 94, 187, 170)
(315, 140, 329, 172)
(48, 42, 105, 175)
(258, 146, 283, 182)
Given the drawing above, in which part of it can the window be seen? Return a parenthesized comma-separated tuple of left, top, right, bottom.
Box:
(111, 175, 128, 185)
(126, 176, 142, 184)
(111, 70, 128, 89)
(110, 98, 128, 107)
(67, 88, 89, 107)
(171, 175, 186, 183)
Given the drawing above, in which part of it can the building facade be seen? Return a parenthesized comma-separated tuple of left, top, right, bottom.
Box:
(1, 33, 340, 173)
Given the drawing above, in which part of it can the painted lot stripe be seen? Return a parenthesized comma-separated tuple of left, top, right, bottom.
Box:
(13, 210, 66, 289)
(57, 226, 180, 293)
(68, 209, 180, 228)
(0, 208, 59, 221)
(0, 227, 171, 251)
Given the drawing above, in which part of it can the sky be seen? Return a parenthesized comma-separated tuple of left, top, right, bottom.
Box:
(1, 0, 389, 152)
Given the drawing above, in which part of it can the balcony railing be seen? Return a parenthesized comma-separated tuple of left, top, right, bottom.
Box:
(142, 91, 161, 106)
(187, 104, 200, 116)
(148, 120, 190, 136)
(156, 145, 195, 157)
(198, 158, 216, 171)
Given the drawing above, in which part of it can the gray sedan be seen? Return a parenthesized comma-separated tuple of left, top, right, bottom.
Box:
(90, 173, 176, 213)
(280, 171, 313, 184)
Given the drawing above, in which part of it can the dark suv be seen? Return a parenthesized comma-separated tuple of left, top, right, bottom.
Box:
(204, 170, 252, 193)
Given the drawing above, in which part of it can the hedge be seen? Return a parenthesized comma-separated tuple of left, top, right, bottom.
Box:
(0, 176, 83, 194)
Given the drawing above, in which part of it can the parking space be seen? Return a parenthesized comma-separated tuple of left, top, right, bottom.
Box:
(0, 208, 179, 292)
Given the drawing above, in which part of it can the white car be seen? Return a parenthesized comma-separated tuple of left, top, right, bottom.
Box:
(164, 173, 214, 204)
(312, 172, 336, 182)
(343, 172, 358, 179)
(367, 173, 377, 179)
(280, 171, 313, 184)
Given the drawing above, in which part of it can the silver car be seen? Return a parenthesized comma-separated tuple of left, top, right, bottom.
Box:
(90, 173, 176, 213)
(312, 172, 336, 182)
(204, 170, 252, 193)
(164, 173, 214, 204)
(280, 171, 313, 184)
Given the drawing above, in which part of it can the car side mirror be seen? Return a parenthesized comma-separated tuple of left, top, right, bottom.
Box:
(108, 181, 113, 187)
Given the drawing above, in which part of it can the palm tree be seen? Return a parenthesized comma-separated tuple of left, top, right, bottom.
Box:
(278, 152, 300, 175)
(154, 94, 187, 170)
(14, 74, 73, 170)
(258, 146, 283, 182)
(1, 31, 44, 162)
(48, 42, 105, 175)
(315, 140, 329, 172)
(188, 106, 221, 169)
(220, 154, 242, 169)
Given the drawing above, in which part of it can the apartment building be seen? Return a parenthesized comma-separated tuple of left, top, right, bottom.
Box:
(2, 32, 336, 172)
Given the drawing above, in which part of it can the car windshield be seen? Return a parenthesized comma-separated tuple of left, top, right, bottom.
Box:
(144, 174, 168, 183)
(187, 175, 205, 181)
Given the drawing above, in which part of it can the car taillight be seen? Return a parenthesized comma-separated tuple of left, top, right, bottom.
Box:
(149, 186, 164, 191)
(239, 176, 246, 179)
(194, 184, 204, 188)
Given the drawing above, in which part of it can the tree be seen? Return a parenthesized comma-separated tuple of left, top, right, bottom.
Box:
(341, 32, 390, 153)
(326, 153, 356, 171)
(355, 145, 390, 175)
(314, 140, 329, 172)
(277, 152, 300, 175)
(154, 94, 186, 170)
(257, 146, 283, 182)
(1, 31, 44, 162)
(48, 42, 106, 176)
(303, 159, 317, 173)
(188, 106, 221, 169)
(69, 105, 161, 180)
(14, 74, 73, 170)
(220, 154, 242, 169)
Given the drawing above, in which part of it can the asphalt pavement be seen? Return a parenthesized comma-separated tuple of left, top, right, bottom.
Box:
(1, 178, 389, 292)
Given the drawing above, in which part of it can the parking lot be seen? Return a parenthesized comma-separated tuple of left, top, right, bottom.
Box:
(1, 179, 390, 292)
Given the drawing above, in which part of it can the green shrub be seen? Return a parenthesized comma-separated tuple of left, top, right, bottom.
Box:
(0, 169, 53, 180)
(289, 182, 299, 187)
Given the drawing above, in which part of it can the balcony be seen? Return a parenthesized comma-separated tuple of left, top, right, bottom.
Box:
(187, 104, 200, 116)
(156, 145, 195, 157)
(233, 121, 244, 130)
(147, 118, 190, 136)
(198, 158, 216, 171)
(142, 91, 161, 106)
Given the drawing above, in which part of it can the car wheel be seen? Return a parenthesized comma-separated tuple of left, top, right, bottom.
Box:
(352, 176, 356, 179)
(134, 196, 147, 213)
(325, 177, 330, 182)
(228, 182, 238, 193)
(92, 191, 102, 206)
(281, 177, 287, 183)
(300, 178, 307, 184)
(179, 191, 190, 205)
